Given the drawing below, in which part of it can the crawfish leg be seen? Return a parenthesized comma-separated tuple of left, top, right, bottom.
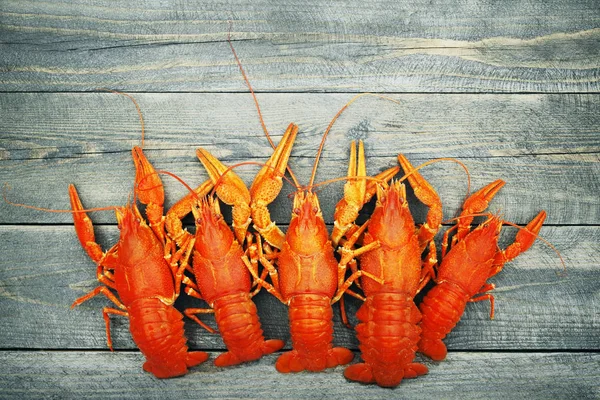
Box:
(336, 222, 382, 327)
(245, 234, 271, 297)
(249, 268, 270, 298)
(71, 286, 126, 310)
(94, 245, 119, 289)
(333, 240, 382, 304)
(168, 236, 196, 298)
(469, 283, 496, 319)
(336, 221, 382, 297)
(184, 308, 217, 334)
(102, 308, 129, 350)
(242, 255, 284, 303)
(248, 233, 281, 291)
(418, 241, 438, 294)
(398, 154, 442, 251)
(71, 286, 128, 351)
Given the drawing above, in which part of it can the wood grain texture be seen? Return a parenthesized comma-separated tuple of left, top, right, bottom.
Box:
(0, 225, 595, 351)
(1, 0, 598, 396)
(0, 351, 598, 399)
(1, 93, 598, 225)
(1, 0, 599, 92)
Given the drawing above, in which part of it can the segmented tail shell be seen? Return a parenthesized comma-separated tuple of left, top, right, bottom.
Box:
(128, 298, 208, 378)
(276, 294, 353, 372)
(418, 282, 470, 361)
(212, 292, 284, 367)
(344, 293, 427, 388)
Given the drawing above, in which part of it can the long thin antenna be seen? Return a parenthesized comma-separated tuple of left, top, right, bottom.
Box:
(309, 93, 401, 188)
(397, 157, 471, 198)
(96, 89, 145, 149)
(305, 156, 471, 215)
(3, 183, 117, 214)
(227, 24, 301, 188)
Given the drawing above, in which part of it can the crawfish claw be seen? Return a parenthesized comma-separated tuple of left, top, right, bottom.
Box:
(496, 210, 546, 266)
(332, 141, 399, 246)
(196, 148, 251, 244)
(250, 123, 299, 249)
(69, 184, 103, 263)
(463, 179, 505, 213)
(331, 140, 366, 246)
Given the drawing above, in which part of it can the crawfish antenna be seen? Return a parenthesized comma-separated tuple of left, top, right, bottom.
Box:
(398, 157, 472, 199)
(209, 161, 298, 197)
(3, 182, 118, 214)
(306, 174, 397, 192)
(309, 93, 402, 188)
(96, 89, 145, 149)
(227, 24, 300, 188)
(153, 170, 201, 200)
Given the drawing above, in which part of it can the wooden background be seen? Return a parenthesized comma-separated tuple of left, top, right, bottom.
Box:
(1, 1, 599, 398)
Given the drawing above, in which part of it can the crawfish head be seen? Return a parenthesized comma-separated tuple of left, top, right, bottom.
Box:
(286, 191, 329, 255)
(192, 196, 235, 258)
(115, 206, 162, 267)
(114, 205, 175, 306)
(368, 181, 416, 248)
(436, 215, 503, 295)
(463, 215, 503, 264)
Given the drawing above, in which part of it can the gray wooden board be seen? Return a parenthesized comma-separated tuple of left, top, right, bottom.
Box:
(1, 0, 599, 396)
(1, 93, 598, 225)
(1, 1, 599, 92)
(0, 224, 596, 351)
(0, 351, 597, 399)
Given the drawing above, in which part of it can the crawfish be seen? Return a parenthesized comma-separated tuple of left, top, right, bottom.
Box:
(335, 148, 441, 388)
(71, 146, 208, 378)
(165, 148, 284, 367)
(246, 124, 389, 373)
(225, 34, 400, 374)
(418, 179, 546, 361)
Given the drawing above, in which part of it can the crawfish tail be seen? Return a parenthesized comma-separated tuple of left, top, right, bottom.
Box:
(212, 292, 284, 367)
(128, 298, 208, 378)
(345, 293, 426, 388)
(418, 282, 470, 361)
(276, 294, 353, 373)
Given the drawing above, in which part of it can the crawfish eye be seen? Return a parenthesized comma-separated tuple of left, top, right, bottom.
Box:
(313, 207, 318, 213)
(196, 218, 202, 225)
(293, 208, 301, 215)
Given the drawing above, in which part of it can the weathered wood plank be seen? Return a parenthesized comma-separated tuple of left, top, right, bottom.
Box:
(1, 93, 598, 225)
(0, 225, 596, 351)
(1, 1, 599, 92)
(0, 351, 597, 399)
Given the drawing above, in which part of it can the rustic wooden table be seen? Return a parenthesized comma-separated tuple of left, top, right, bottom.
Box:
(1, 1, 599, 398)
